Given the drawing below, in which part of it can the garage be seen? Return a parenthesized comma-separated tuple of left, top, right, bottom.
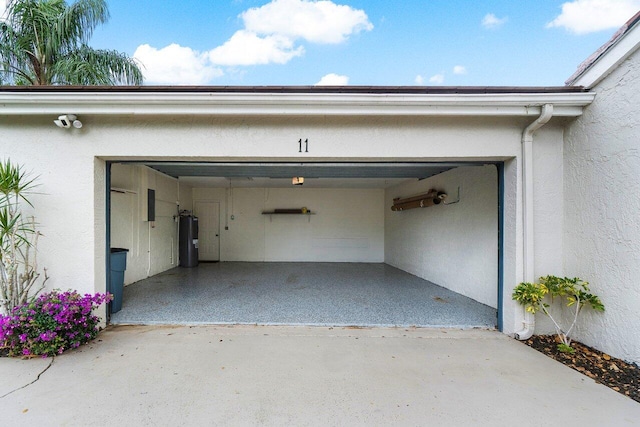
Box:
(2, 85, 592, 337)
(108, 161, 500, 328)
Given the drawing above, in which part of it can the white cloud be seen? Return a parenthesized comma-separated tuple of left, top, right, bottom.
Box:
(315, 73, 349, 85)
(547, 0, 640, 34)
(429, 74, 445, 84)
(415, 75, 424, 85)
(0, 1, 7, 20)
(133, 0, 373, 83)
(209, 30, 305, 66)
(482, 13, 508, 29)
(133, 44, 223, 85)
(241, 0, 373, 44)
(453, 65, 467, 75)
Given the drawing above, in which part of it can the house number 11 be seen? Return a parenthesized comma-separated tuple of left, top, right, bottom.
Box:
(298, 138, 309, 153)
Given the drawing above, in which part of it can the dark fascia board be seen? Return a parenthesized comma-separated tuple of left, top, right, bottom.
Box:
(0, 85, 589, 94)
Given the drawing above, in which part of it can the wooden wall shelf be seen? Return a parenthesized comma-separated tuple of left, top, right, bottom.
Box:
(261, 212, 314, 215)
(262, 209, 314, 222)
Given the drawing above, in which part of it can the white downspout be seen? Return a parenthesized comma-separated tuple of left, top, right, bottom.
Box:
(514, 103, 554, 340)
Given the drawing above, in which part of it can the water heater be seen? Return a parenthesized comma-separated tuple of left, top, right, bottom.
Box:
(179, 215, 199, 267)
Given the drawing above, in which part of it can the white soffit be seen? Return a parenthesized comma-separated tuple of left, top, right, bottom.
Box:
(0, 91, 594, 117)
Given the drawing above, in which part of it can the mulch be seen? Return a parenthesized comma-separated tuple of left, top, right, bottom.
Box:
(521, 335, 640, 403)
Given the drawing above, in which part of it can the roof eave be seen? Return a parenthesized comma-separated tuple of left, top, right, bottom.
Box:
(0, 90, 595, 117)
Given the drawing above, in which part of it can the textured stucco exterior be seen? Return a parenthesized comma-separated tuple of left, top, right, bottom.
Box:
(564, 47, 640, 363)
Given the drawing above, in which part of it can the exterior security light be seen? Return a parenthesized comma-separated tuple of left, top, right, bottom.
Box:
(292, 177, 304, 185)
(54, 114, 82, 129)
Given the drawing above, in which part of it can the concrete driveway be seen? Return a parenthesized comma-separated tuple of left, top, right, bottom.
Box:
(0, 325, 638, 426)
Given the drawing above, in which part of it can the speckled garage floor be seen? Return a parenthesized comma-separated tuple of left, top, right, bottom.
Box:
(110, 262, 497, 328)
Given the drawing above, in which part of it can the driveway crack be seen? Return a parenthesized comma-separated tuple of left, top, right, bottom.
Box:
(0, 357, 55, 399)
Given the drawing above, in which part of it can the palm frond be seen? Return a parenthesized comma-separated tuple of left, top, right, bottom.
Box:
(1, 0, 142, 86)
(57, 0, 108, 46)
(52, 46, 143, 85)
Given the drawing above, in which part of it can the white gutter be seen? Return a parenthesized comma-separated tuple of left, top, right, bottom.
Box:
(515, 103, 554, 341)
(0, 91, 593, 117)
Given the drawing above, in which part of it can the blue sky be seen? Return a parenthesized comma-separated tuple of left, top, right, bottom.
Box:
(84, 0, 640, 86)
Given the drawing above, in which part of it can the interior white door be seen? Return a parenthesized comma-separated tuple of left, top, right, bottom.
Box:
(194, 201, 220, 261)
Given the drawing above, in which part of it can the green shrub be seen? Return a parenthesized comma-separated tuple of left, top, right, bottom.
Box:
(512, 276, 604, 353)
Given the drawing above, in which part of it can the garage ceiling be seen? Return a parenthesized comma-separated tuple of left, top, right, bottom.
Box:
(143, 162, 459, 179)
(136, 162, 479, 189)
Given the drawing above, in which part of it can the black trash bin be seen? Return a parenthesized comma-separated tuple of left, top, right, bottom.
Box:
(110, 248, 129, 313)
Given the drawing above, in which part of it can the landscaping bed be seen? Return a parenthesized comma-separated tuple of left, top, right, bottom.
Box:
(522, 335, 640, 403)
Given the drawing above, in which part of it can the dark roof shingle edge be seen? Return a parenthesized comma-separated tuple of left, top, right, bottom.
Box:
(566, 10, 640, 86)
(0, 85, 588, 94)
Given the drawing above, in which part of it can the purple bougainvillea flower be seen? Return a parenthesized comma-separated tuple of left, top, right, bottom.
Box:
(1, 290, 110, 357)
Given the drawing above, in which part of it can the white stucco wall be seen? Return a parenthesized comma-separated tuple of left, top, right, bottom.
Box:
(384, 166, 498, 308)
(1, 121, 102, 297)
(193, 187, 384, 262)
(532, 127, 566, 278)
(526, 122, 569, 336)
(564, 48, 640, 363)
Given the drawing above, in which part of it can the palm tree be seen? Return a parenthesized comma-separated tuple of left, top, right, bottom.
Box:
(0, 0, 143, 85)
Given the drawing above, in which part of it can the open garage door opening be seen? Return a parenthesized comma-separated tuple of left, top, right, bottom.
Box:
(107, 161, 501, 329)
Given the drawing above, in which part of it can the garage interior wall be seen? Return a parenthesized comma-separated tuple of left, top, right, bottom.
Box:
(110, 164, 193, 285)
(384, 165, 499, 308)
(192, 187, 384, 262)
